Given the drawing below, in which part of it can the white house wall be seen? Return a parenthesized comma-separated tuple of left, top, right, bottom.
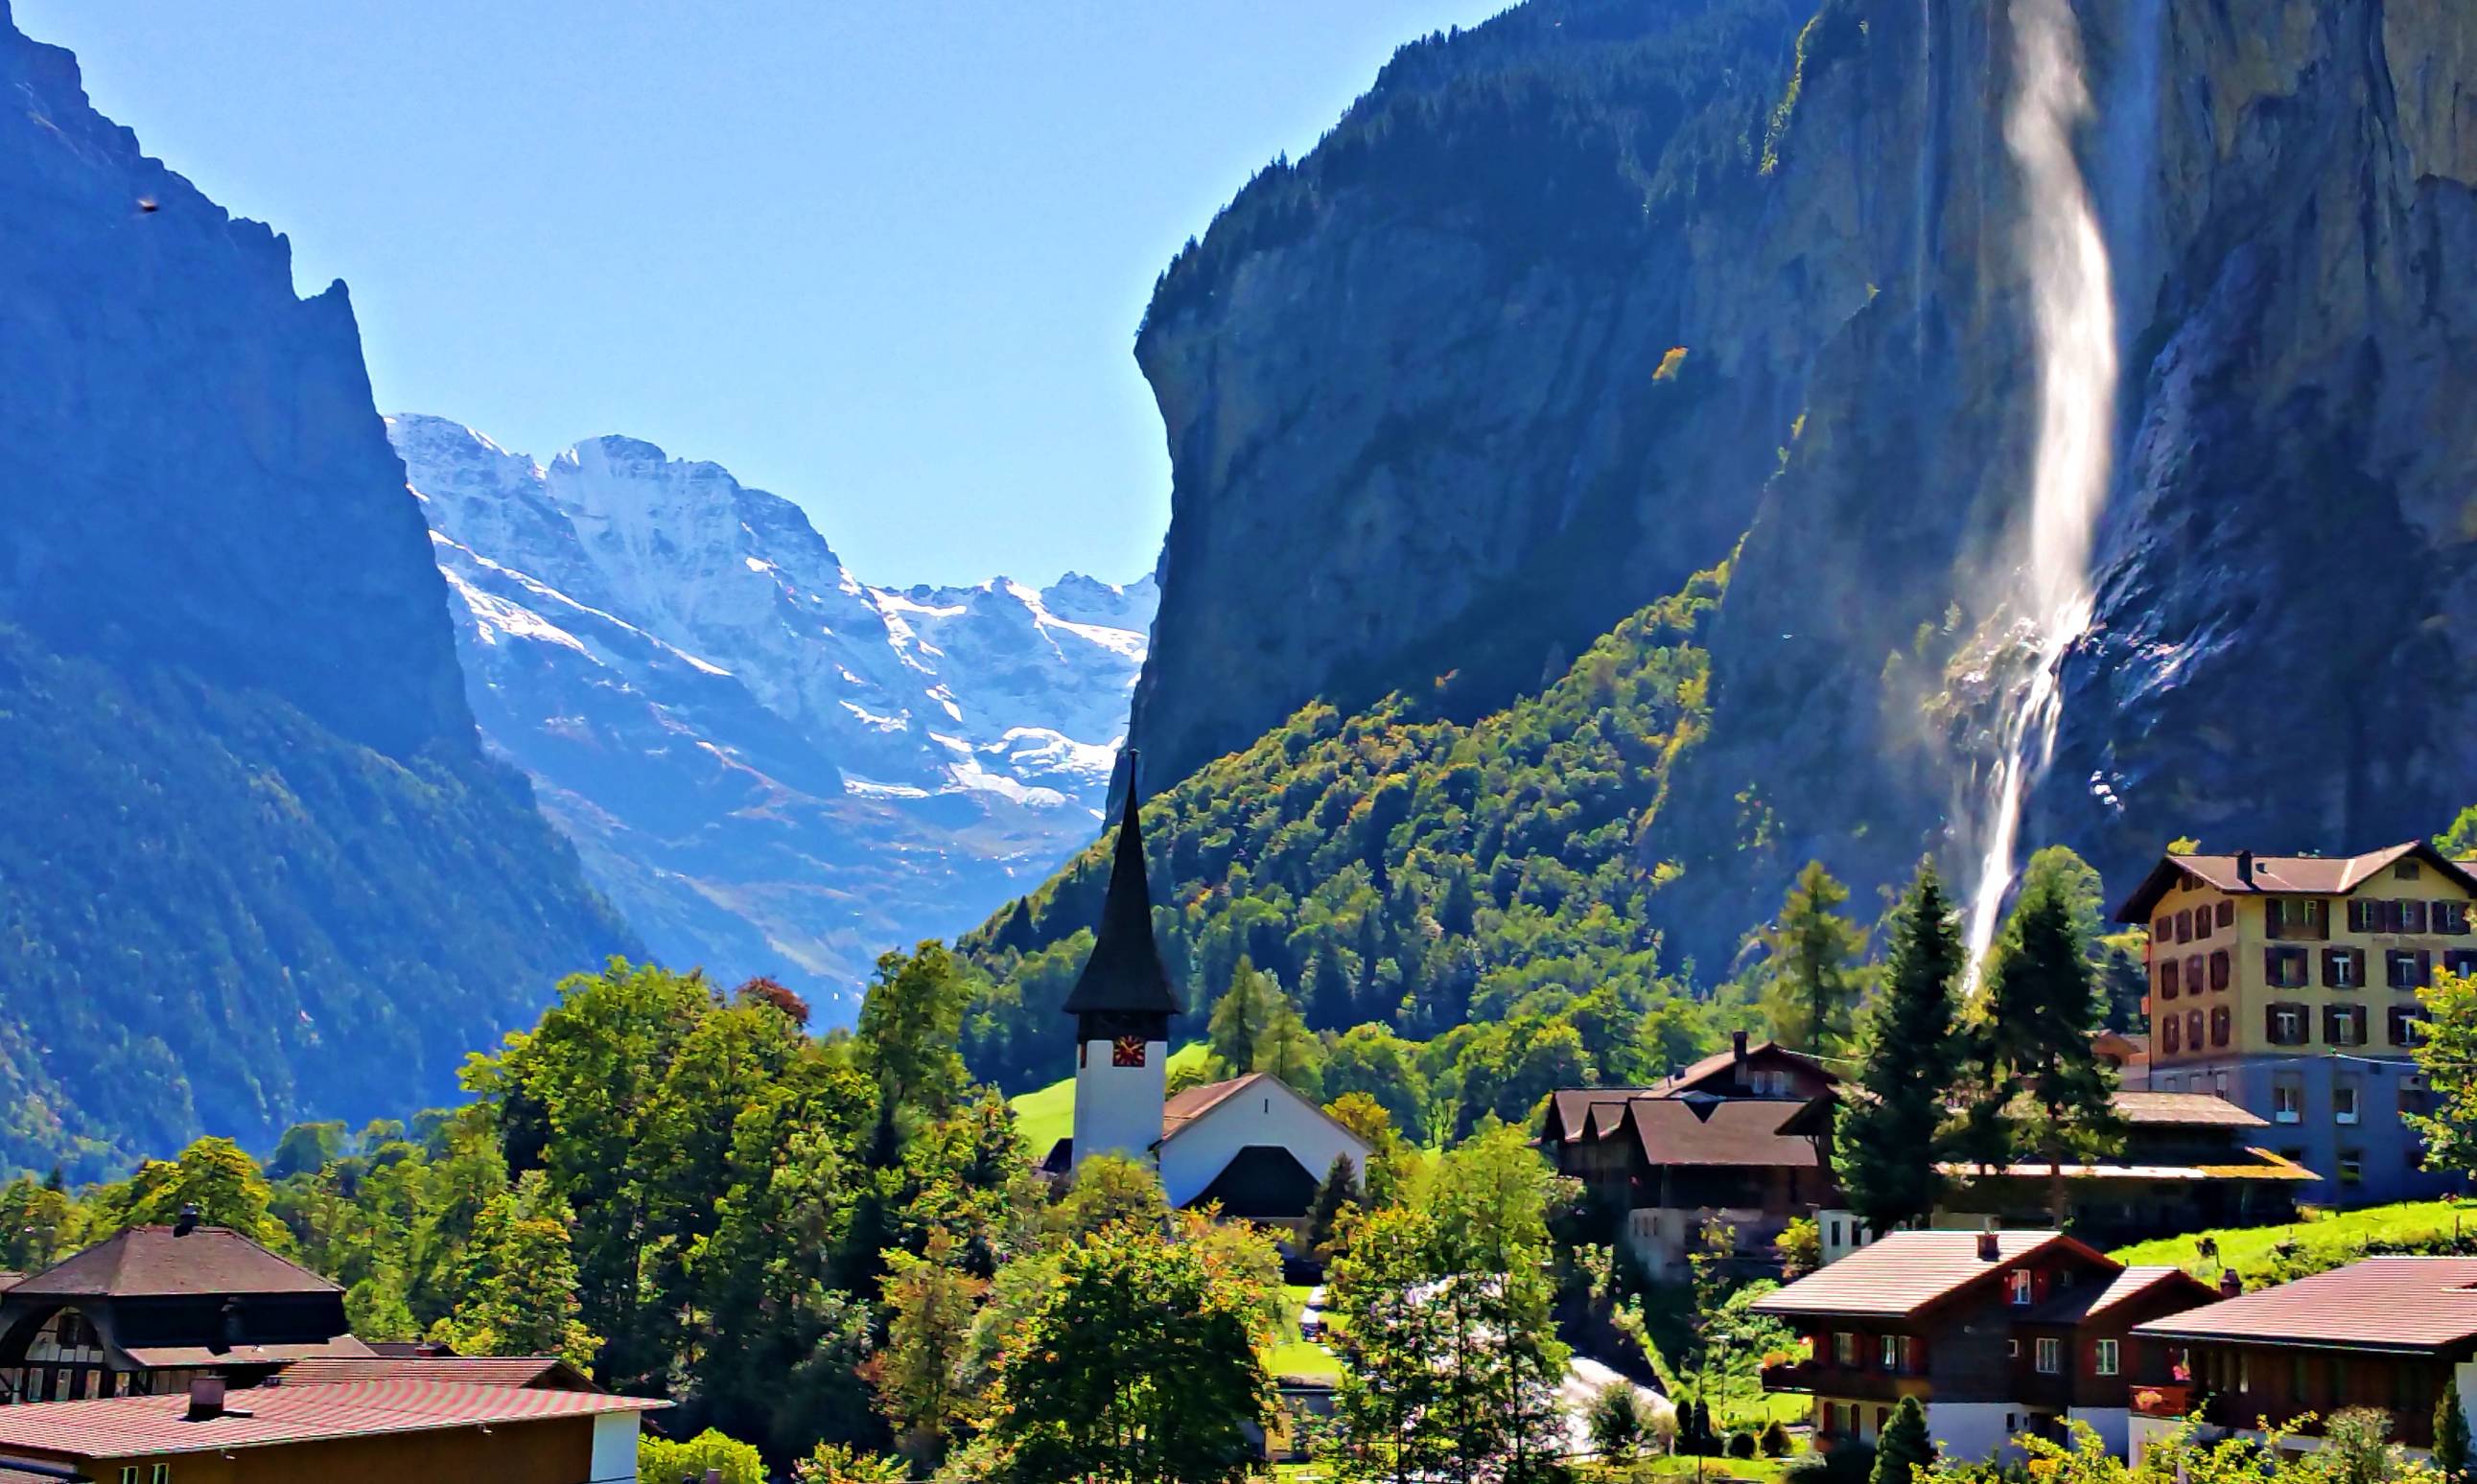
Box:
(589, 1410, 643, 1483)
(1158, 1080, 1369, 1210)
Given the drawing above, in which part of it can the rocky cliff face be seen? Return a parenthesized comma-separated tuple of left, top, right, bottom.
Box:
(393, 417, 1155, 1010)
(1126, 0, 2477, 955)
(0, 4, 636, 1173)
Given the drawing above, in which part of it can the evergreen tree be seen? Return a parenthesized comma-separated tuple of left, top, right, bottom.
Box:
(1870, 1396, 1931, 1484)
(1308, 941, 1357, 1031)
(1978, 869, 2124, 1223)
(1835, 861, 1965, 1235)
(1205, 957, 1278, 1075)
(2439, 1376, 2471, 1484)
(1758, 861, 1864, 1055)
(431, 1171, 599, 1370)
(1305, 1154, 1362, 1255)
(1253, 992, 1327, 1099)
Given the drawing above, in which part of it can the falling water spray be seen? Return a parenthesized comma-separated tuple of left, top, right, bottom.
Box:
(1962, 0, 2120, 974)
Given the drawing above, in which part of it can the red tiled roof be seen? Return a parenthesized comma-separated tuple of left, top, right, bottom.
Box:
(2132, 1257, 2477, 1353)
(1629, 1099, 1819, 1169)
(270, 1356, 591, 1391)
(11, 1227, 337, 1299)
(1751, 1231, 2093, 1319)
(0, 1379, 664, 1462)
(2115, 843, 2477, 921)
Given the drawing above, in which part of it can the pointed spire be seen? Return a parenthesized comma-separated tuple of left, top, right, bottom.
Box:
(1062, 751, 1181, 1019)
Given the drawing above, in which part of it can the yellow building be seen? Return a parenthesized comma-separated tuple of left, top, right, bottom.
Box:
(2114, 843, 2477, 1207)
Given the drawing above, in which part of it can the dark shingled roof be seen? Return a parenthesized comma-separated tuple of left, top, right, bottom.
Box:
(2115, 842, 2477, 922)
(1660, 1041, 1838, 1095)
(12, 1227, 339, 1299)
(1061, 759, 1181, 1018)
(1629, 1099, 1819, 1169)
(2021, 1265, 2217, 1325)
(2132, 1257, 2477, 1354)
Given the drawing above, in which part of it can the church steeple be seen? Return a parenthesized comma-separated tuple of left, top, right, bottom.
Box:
(1061, 754, 1180, 1023)
(1063, 752, 1178, 1171)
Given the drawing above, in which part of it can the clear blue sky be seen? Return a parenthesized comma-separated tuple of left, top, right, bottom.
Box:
(18, 2, 1512, 588)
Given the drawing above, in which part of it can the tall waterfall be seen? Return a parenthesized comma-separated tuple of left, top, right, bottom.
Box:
(1963, 0, 2121, 974)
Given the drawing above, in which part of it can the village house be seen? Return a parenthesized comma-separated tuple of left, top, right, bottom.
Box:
(1752, 1229, 2219, 1460)
(1041, 770, 1368, 1229)
(2115, 842, 2477, 1206)
(2126, 1256, 2477, 1465)
(0, 1371, 661, 1483)
(0, 1212, 379, 1405)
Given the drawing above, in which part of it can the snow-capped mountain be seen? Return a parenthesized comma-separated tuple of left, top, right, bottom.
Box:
(388, 413, 1156, 1017)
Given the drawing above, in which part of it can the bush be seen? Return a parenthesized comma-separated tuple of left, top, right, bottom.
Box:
(1729, 1430, 1759, 1459)
(1761, 1419, 1792, 1457)
(1788, 1440, 1877, 1484)
(640, 1428, 765, 1484)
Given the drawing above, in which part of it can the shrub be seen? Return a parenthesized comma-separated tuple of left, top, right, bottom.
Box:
(1729, 1429, 1759, 1459)
(1761, 1419, 1792, 1457)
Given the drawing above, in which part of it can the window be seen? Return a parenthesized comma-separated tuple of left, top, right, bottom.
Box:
(2266, 947, 2311, 987)
(2154, 916, 2172, 941)
(2339, 1149, 2365, 1186)
(2240, 1353, 2253, 1393)
(2335, 1083, 2361, 1125)
(2161, 960, 2181, 999)
(2389, 949, 2433, 990)
(2036, 1336, 2062, 1375)
(2392, 1007, 2431, 1048)
(2440, 902, 2471, 937)
(2210, 950, 2231, 991)
(2400, 861, 2425, 881)
(2325, 1005, 2368, 1047)
(120, 1470, 135, 1484)
(2213, 1070, 2230, 1097)
(2010, 1270, 2035, 1307)
(2267, 1004, 2310, 1046)
(1828, 1217, 1842, 1247)
(2218, 900, 2235, 928)
(2008, 1338, 2022, 1357)
(2186, 956, 2206, 1000)
(2162, 1015, 2182, 1055)
(2176, 909, 2193, 943)
(1882, 1334, 1913, 1374)
(2187, 1010, 2205, 1054)
(2095, 1339, 2119, 1377)
(2406, 900, 2432, 934)
(2195, 906, 2214, 941)
(2325, 947, 2366, 988)
(2273, 1078, 2304, 1124)
(1834, 1332, 1858, 1367)
(2210, 1007, 2232, 1049)
(2269, 899, 2329, 940)
(2449, 949, 2477, 977)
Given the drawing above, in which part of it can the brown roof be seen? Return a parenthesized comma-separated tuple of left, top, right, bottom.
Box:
(10, 1227, 339, 1299)
(1629, 1099, 1820, 1169)
(0, 1379, 663, 1463)
(270, 1356, 593, 1391)
(2112, 1092, 2268, 1128)
(2115, 843, 2477, 921)
(123, 1337, 377, 1369)
(1661, 1041, 1837, 1095)
(1751, 1231, 2095, 1319)
(2022, 1265, 2216, 1325)
(2132, 1257, 2477, 1354)
(1549, 1089, 1651, 1144)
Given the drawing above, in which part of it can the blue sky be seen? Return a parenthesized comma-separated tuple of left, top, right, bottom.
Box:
(20, 1, 1514, 587)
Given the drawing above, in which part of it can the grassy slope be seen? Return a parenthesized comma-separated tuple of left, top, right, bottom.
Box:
(1005, 1041, 1214, 1157)
(2110, 1199, 2475, 1280)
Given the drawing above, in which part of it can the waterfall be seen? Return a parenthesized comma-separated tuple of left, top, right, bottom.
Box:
(1962, 0, 2121, 974)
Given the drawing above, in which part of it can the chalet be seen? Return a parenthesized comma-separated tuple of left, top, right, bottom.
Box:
(0, 1372, 662, 1483)
(1043, 765, 1368, 1228)
(2127, 1257, 2477, 1464)
(0, 1215, 377, 1405)
(1753, 1230, 2219, 1460)
(2115, 842, 2477, 1205)
(1541, 1036, 1837, 1277)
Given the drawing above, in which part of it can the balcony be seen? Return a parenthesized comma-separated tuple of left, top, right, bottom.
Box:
(1762, 1360, 1819, 1393)
(2131, 1383, 2192, 1420)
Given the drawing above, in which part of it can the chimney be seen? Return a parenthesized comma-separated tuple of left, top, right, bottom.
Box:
(1977, 1217, 2000, 1262)
(174, 1203, 200, 1237)
(2237, 850, 2255, 886)
(186, 1376, 225, 1422)
(2219, 1268, 2241, 1298)
(1732, 1030, 1749, 1066)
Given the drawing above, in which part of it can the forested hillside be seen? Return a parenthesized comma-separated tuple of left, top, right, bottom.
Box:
(961, 567, 1741, 1121)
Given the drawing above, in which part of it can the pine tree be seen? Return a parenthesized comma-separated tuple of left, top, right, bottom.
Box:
(1206, 957, 1277, 1075)
(1979, 869, 2124, 1223)
(1871, 1396, 1931, 1484)
(1254, 992, 1327, 1100)
(2439, 1376, 2471, 1484)
(1759, 861, 1864, 1055)
(1835, 861, 1964, 1235)
(1308, 942, 1356, 1031)
(1305, 1154, 1362, 1255)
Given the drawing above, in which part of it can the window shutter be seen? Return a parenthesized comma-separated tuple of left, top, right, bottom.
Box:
(2212, 950, 2231, 990)
(2419, 949, 2434, 987)
(2264, 1004, 2280, 1043)
(2218, 900, 2234, 927)
(2408, 900, 2430, 934)
(2348, 898, 2367, 933)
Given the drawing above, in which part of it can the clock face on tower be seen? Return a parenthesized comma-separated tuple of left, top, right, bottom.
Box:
(1111, 1035, 1148, 1068)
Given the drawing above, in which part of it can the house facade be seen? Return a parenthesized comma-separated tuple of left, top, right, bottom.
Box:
(2115, 843, 2477, 1206)
(2127, 1257, 2477, 1464)
(1752, 1230, 2218, 1460)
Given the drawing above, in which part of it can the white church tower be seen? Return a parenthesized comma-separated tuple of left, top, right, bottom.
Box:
(1063, 754, 1181, 1171)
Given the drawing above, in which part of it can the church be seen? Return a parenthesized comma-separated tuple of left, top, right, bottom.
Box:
(1043, 762, 1368, 1228)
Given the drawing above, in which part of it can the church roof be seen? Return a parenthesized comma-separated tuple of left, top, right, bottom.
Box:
(1062, 758, 1181, 1018)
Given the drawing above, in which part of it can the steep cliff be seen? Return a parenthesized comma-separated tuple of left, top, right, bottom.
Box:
(0, 7, 636, 1174)
(394, 417, 1155, 1010)
(1124, 0, 2477, 958)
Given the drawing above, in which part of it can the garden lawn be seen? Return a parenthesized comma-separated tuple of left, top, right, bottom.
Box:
(2110, 1199, 2476, 1282)
(1006, 1041, 1213, 1156)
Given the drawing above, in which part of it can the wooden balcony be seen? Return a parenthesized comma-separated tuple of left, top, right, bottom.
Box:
(2130, 1383, 2191, 1420)
(1762, 1360, 1819, 1393)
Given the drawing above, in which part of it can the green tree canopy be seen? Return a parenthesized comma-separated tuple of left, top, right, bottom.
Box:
(1835, 860, 1964, 1235)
